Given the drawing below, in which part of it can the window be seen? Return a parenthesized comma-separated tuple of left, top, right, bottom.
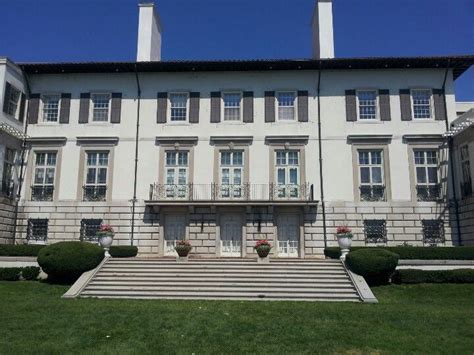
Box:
(27, 218, 48, 243)
(277, 92, 296, 120)
(357, 90, 377, 120)
(220, 150, 244, 199)
(165, 151, 189, 198)
(358, 150, 385, 201)
(422, 219, 444, 245)
(169, 93, 188, 121)
(31, 152, 56, 201)
(460, 145, 472, 198)
(414, 150, 440, 201)
(42, 94, 60, 122)
(275, 150, 300, 198)
(411, 89, 432, 119)
(80, 219, 103, 242)
(84, 152, 109, 201)
(5, 83, 21, 118)
(223, 93, 241, 121)
(91, 93, 110, 122)
(364, 220, 387, 244)
(1, 148, 16, 197)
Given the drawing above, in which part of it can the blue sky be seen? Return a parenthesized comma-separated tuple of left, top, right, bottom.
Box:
(1, 0, 473, 100)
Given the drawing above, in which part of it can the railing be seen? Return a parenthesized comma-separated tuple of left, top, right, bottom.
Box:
(83, 186, 107, 202)
(360, 185, 385, 202)
(416, 184, 441, 202)
(149, 183, 313, 202)
(31, 186, 54, 201)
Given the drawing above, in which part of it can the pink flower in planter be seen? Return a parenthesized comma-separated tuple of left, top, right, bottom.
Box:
(254, 239, 271, 249)
(99, 224, 114, 233)
(336, 225, 351, 234)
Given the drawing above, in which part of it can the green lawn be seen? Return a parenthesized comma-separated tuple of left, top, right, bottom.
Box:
(1, 282, 473, 354)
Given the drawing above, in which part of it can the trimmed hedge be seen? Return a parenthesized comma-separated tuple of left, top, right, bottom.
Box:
(21, 266, 40, 280)
(0, 244, 46, 257)
(0, 268, 21, 281)
(346, 248, 399, 286)
(392, 269, 474, 284)
(38, 242, 104, 283)
(325, 246, 474, 260)
(109, 246, 138, 258)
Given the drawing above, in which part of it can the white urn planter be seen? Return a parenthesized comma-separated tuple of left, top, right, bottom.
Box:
(99, 234, 114, 257)
(337, 234, 352, 260)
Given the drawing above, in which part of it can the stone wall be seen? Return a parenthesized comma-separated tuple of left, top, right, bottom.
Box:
(0, 196, 16, 244)
(458, 196, 474, 246)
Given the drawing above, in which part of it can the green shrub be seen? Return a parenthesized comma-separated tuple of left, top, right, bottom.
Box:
(21, 266, 40, 281)
(325, 246, 474, 260)
(0, 244, 46, 257)
(346, 248, 399, 286)
(37, 242, 104, 283)
(0, 268, 21, 281)
(109, 246, 138, 258)
(392, 269, 474, 284)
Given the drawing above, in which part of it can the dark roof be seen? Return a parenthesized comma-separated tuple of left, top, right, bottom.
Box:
(19, 55, 474, 80)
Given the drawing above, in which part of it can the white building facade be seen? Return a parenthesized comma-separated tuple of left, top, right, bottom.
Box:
(1, 1, 473, 256)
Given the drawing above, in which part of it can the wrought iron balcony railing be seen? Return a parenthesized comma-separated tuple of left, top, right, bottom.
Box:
(83, 186, 107, 202)
(149, 183, 313, 202)
(31, 186, 54, 201)
(460, 181, 473, 198)
(360, 185, 385, 202)
(416, 184, 441, 202)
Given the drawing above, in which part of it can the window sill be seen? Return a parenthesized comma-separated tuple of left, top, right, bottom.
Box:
(353, 120, 384, 124)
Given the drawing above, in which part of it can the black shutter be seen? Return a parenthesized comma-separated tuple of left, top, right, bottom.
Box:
(264, 91, 275, 123)
(2, 82, 11, 114)
(433, 89, 447, 121)
(59, 93, 71, 124)
(27, 94, 40, 124)
(243, 91, 254, 123)
(379, 90, 391, 121)
(78, 93, 90, 124)
(18, 92, 26, 122)
(345, 90, 357, 122)
(399, 89, 412, 121)
(157, 92, 167, 124)
(298, 90, 309, 122)
(189, 92, 200, 123)
(110, 92, 122, 124)
(210, 91, 221, 123)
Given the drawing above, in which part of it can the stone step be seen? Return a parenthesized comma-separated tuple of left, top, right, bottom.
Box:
(91, 277, 351, 284)
(106, 259, 336, 266)
(98, 268, 347, 275)
(96, 271, 350, 279)
(103, 262, 342, 268)
(80, 290, 360, 300)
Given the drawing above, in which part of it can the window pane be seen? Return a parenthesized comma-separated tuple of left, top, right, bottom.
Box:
(178, 152, 188, 166)
(277, 168, 286, 184)
(358, 91, 377, 120)
(277, 92, 296, 120)
(92, 94, 110, 121)
(98, 153, 109, 166)
(416, 167, 427, 183)
(34, 169, 45, 184)
(223, 93, 241, 121)
(359, 151, 369, 165)
(289, 168, 298, 184)
(414, 151, 424, 165)
(46, 153, 57, 166)
(412, 90, 431, 119)
(221, 152, 231, 165)
(233, 168, 242, 184)
(86, 168, 96, 184)
(372, 167, 382, 184)
(97, 168, 107, 184)
(170, 93, 188, 121)
(178, 168, 187, 185)
(276, 152, 286, 165)
(42, 95, 60, 122)
(360, 167, 370, 183)
(288, 151, 299, 165)
(166, 152, 176, 166)
(232, 152, 243, 166)
(87, 153, 97, 166)
(371, 151, 382, 165)
(166, 169, 175, 184)
(45, 168, 55, 184)
(427, 167, 438, 183)
(36, 153, 45, 166)
(221, 168, 230, 184)
(426, 151, 437, 165)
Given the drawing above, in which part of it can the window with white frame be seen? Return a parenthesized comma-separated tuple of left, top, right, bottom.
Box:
(223, 93, 241, 121)
(5, 84, 21, 118)
(169, 93, 188, 121)
(358, 150, 385, 201)
(84, 152, 109, 201)
(275, 150, 299, 198)
(357, 90, 377, 120)
(277, 92, 296, 120)
(91, 93, 110, 122)
(411, 89, 432, 119)
(220, 150, 244, 198)
(41, 94, 61, 122)
(460, 145, 472, 197)
(32, 152, 56, 201)
(165, 151, 189, 198)
(414, 150, 439, 201)
(1, 148, 16, 197)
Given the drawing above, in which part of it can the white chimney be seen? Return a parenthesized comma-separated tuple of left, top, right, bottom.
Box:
(311, 0, 335, 59)
(137, 3, 162, 62)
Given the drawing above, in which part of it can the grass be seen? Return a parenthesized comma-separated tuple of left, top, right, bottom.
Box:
(0, 282, 473, 354)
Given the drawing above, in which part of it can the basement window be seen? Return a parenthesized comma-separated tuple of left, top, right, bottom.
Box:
(364, 219, 387, 244)
(422, 219, 444, 245)
(80, 219, 103, 242)
(27, 219, 48, 243)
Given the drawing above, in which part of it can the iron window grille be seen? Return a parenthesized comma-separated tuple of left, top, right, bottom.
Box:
(416, 184, 441, 202)
(31, 186, 54, 201)
(364, 219, 387, 244)
(422, 219, 445, 245)
(80, 219, 103, 242)
(83, 186, 107, 201)
(27, 218, 48, 242)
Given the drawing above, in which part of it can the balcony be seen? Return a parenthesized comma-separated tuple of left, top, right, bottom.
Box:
(416, 184, 441, 202)
(360, 185, 385, 202)
(83, 186, 107, 202)
(147, 183, 316, 205)
(31, 186, 54, 201)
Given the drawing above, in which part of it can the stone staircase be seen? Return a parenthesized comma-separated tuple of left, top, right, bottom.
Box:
(71, 258, 367, 302)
